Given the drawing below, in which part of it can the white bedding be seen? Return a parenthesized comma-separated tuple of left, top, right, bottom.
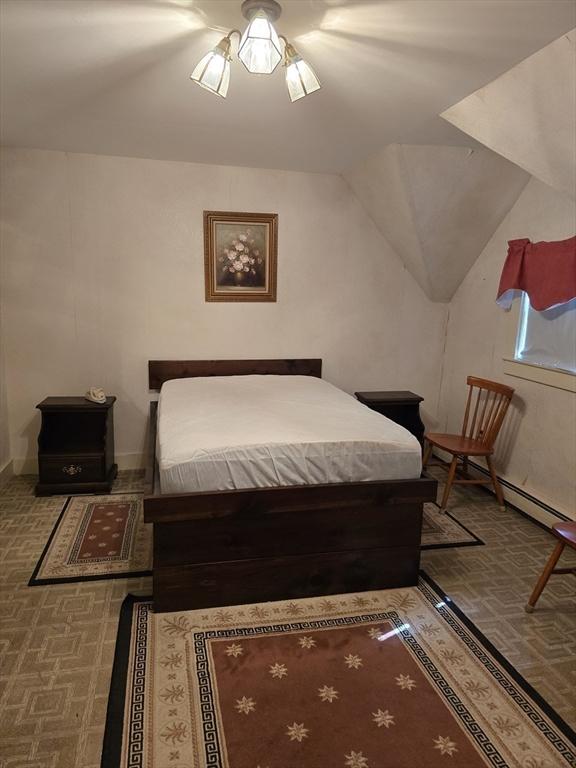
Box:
(157, 375, 422, 493)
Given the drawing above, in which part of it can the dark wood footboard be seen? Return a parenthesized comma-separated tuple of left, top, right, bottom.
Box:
(144, 477, 437, 612)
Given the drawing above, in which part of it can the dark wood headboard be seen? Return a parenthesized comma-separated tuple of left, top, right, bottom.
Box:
(148, 359, 322, 391)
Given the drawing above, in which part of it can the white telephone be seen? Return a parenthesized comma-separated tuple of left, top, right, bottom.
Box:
(85, 387, 107, 404)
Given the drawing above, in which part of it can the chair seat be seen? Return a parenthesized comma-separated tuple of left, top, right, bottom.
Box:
(553, 521, 576, 549)
(425, 432, 492, 456)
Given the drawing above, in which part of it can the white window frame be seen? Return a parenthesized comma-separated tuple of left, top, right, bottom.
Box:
(502, 297, 576, 393)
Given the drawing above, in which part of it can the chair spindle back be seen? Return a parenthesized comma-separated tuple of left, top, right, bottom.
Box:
(461, 377, 514, 449)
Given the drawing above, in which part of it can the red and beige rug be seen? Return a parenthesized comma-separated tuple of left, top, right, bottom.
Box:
(29, 496, 480, 585)
(29, 494, 152, 584)
(422, 505, 482, 549)
(102, 575, 574, 768)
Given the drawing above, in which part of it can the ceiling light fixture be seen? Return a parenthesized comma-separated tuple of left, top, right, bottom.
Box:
(190, 36, 232, 98)
(190, 0, 321, 101)
(283, 40, 321, 102)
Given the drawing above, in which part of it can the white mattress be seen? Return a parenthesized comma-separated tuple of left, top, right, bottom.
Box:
(157, 375, 422, 494)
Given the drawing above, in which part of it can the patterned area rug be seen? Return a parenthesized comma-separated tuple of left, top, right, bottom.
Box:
(29, 494, 152, 584)
(102, 574, 575, 768)
(29, 496, 479, 585)
(422, 503, 482, 549)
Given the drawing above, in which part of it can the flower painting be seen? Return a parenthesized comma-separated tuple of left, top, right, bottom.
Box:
(215, 224, 265, 287)
(204, 211, 278, 302)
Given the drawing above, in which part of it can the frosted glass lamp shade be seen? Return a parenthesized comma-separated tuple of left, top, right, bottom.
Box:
(190, 39, 231, 97)
(238, 11, 282, 74)
(284, 45, 321, 102)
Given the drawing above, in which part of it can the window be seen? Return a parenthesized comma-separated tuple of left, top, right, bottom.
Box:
(503, 295, 576, 393)
(515, 295, 576, 374)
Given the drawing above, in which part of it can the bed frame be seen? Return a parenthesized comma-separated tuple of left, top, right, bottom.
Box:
(143, 359, 437, 612)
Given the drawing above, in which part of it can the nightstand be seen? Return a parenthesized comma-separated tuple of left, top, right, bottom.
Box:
(35, 397, 117, 496)
(355, 391, 425, 446)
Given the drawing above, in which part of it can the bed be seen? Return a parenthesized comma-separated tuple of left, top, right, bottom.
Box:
(143, 359, 437, 612)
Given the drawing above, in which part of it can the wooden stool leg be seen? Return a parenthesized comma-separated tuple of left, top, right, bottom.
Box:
(439, 456, 458, 512)
(422, 440, 432, 469)
(525, 541, 565, 612)
(486, 456, 505, 511)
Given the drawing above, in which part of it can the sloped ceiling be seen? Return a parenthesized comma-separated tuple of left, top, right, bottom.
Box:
(1, 0, 575, 172)
(1, 4, 573, 305)
(441, 29, 576, 200)
(345, 145, 529, 302)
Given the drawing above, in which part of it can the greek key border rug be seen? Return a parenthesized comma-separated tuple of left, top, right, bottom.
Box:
(101, 574, 574, 768)
(29, 494, 152, 585)
(29, 497, 480, 586)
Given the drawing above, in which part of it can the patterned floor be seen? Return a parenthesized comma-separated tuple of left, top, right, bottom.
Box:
(422, 464, 576, 729)
(0, 469, 574, 767)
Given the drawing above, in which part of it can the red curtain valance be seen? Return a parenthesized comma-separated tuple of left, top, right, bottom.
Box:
(496, 235, 576, 311)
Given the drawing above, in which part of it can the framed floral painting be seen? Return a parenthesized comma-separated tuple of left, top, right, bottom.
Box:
(204, 211, 278, 302)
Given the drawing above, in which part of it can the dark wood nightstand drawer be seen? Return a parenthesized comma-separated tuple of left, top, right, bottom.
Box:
(39, 456, 104, 484)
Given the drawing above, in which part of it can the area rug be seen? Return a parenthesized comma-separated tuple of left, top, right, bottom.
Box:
(29, 493, 152, 584)
(102, 575, 574, 768)
(29, 497, 480, 585)
(421, 503, 483, 549)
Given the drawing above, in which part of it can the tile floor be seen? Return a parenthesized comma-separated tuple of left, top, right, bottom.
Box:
(0, 468, 574, 767)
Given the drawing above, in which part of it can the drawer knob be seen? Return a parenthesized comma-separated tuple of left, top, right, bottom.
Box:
(62, 464, 82, 476)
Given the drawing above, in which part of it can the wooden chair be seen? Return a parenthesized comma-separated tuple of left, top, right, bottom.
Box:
(423, 376, 515, 512)
(525, 522, 576, 612)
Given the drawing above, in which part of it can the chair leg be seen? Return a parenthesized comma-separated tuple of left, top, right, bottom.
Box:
(486, 455, 505, 511)
(439, 456, 458, 512)
(422, 440, 432, 469)
(525, 541, 565, 613)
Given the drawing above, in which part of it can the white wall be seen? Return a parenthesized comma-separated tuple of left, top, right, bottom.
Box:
(442, 29, 576, 200)
(0, 199, 10, 474)
(344, 144, 529, 301)
(0, 303, 10, 475)
(439, 177, 576, 519)
(0, 148, 448, 471)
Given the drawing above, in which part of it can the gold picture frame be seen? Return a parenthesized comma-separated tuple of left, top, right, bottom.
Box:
(204, 211, 278, 302)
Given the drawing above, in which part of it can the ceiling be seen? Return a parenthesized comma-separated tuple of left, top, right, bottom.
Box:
(442, 28, 576, 200)
(1, 0, 574, 174)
